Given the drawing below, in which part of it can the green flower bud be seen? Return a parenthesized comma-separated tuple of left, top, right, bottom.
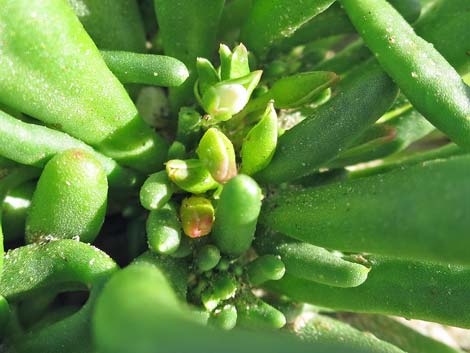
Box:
(209, 304, 237, 330)
(201, 274, 238, 311)
(201, 292, 219, 312)
(241, 102, 278, 175)
(180, 196, 215, 238)
(166, 159, 219, 194)
(219, 43, 250, 81)
(196, 244, 221, 271)
(247, 255, 285, 286)
(167, 141, 186, 160)
(217, 258, 231, 272)
(196, 128, 237, 184)
(176, 107, 202, 148)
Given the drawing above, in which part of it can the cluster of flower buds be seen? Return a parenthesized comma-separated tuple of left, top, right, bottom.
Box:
(136, 43, 334, 332)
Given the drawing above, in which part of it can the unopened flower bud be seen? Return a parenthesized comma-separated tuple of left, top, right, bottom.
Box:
(201, 274, 238, 311)
(219, 43, 250, 81)
(180, 196, 215, 238)
(176, 107, 202, 148)
(166, 159, 218, 194)
(241, 102, 278, 175)
(197, 128, 237, 183)
(246, 255, 285, 286)
(209, 304, 237, 330)
(196, 244, 221, 272)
